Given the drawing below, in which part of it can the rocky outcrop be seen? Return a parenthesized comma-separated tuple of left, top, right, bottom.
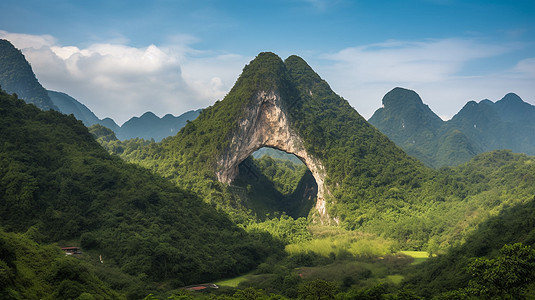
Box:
(215, 90, 329, 218)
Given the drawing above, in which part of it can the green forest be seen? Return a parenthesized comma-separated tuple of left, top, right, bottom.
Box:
(96, 53, 535, 251)
(2, 51, 535, 299)
(0, 90, 283, 299)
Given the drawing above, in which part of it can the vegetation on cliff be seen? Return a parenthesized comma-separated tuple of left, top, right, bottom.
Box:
(96, 53, 535, 255)
(2, 48, 535, 298)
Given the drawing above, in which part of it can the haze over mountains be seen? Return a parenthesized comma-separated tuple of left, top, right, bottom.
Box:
(369, 87, 535, 167)
(0, 39, 201, 142)
(0, 39, 58, 111)
(3, 38, 534, 164)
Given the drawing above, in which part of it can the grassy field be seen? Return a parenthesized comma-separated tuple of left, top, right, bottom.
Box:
(400, 250, 431, 265)
(214, 272, 255, 287)
(285, 225, 395, 258)
(213, 226, 431, 294)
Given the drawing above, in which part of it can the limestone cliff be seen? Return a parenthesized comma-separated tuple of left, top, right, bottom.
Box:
(215, 89, 328, 217)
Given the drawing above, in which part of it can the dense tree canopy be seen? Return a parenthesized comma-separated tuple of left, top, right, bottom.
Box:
(0, 90, 282, 296)
(96, 53, 535, 253)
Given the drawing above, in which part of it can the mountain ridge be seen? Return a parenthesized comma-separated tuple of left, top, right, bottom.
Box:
(111, 52, 428, 226)
(47, 89, 202, 142)
(369, 87, 535, 167)
(0, 39, 58, 111)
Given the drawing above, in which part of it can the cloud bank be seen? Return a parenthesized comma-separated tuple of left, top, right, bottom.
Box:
(0, 30, 248, 125)
(1, 30, 534, 123)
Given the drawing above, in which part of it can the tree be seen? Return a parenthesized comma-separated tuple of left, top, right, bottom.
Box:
(233, 287, 269, 300)
(466, 243, 535, 299)
(298, 279, 337, 300)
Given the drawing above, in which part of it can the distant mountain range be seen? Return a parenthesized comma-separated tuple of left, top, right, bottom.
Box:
(116, 109, 201, 141)
(369, 87, 535, 167)
(0, 39, 201, 142)
(48, 89, 201, 141)
(3, 38, 534, 164)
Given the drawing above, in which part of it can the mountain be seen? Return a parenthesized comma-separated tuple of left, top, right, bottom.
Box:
(369, 87, 449, 166)
(369, 87, 443, 140)
(48, 89, 200, 141)
(446, 94, 535, 155)
(118, 109, 201, 141)
(369, 87, 535, 167)
(47, 90, 107, 126)
(0, 89, 280, 295)
(48, 89, 201, 141)
(0, 39, 58, 111)
(252, 147, 304, 165)
(108, 52, 428, 225)
(102, 53, 535, 254)
(494, 92, 535, 123)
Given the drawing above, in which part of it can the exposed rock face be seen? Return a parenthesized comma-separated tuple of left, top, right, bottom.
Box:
(215, 90, 329, 217)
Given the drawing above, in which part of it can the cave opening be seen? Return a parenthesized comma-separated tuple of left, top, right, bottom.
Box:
(231, 147, 318, 219)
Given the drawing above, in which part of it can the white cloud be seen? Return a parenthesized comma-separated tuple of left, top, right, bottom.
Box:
(0, 30, 56, 49)
(322, 38, 510, 83)
(512, 57, 535, 77)
(315, 38, 534, 120)
(0, 30, 246, 125)
(181, 53, 251, 101)
(2, 30, 533, 125)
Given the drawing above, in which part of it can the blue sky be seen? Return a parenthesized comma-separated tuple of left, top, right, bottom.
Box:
(1, 0, 534, 124)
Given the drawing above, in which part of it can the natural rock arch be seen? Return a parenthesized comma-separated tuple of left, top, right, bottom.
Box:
(215, 90, 329, 217)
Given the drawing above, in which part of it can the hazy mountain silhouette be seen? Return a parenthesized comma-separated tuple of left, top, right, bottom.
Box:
(369, 87, 535, 167)
(0, 39, 58, 110)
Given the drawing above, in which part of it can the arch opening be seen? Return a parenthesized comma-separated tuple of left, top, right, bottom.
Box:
(214, 89, 329, 220)
(230, 147, 317, 219)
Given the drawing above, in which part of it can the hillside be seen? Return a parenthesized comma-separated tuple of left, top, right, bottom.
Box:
(369, 87, 535, 167)
(98, 53, 535, 255)
(106, 52, 428, 225)
(0, 39, 58, 111)
(0, 228, 120, 299)
(404, 195, 535, 298)
(47, 90, 107, 127)
(0, 89, 281, 296)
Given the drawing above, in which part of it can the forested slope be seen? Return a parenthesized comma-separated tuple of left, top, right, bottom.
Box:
(404, 196, 535, 298)
(369, 87, 535, 168)
(0, 89, 281, 296)
(98, 53, 535, 252)
(0, 228, 120, 299)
